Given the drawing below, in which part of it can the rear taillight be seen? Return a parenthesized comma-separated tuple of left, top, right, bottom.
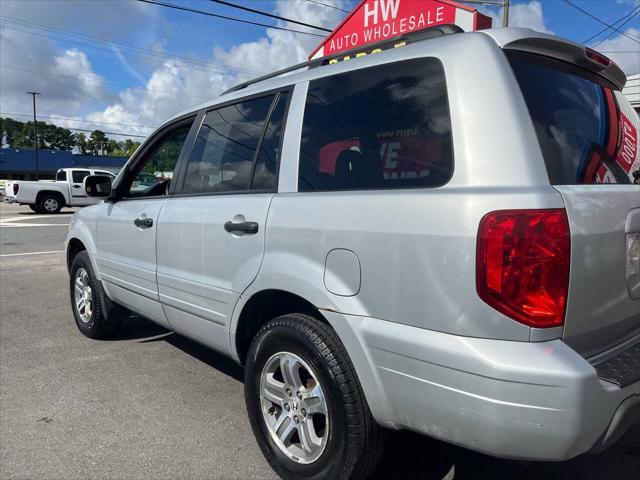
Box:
(476, 209, 570, 328)
(12, 183, 19, 195)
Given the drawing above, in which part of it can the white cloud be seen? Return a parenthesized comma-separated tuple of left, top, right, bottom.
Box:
(84, 0, 348, 137)
(593, 28, 640, 75)
(0, 0, 162, 133)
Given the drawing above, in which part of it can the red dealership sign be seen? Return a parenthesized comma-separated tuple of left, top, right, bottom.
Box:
(309, 0, 493, 60)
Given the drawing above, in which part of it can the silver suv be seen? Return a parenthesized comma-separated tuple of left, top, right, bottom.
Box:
(66, 26, 640, 480)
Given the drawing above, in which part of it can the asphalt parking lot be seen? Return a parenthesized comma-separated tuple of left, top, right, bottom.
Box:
(1, 201, 639, 479)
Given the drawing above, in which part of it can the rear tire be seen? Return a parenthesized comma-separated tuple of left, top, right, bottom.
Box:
(70, 251, 121, 338)
(38, 193, 63, 214)
(245, 313, 385, 480)
(28, 204, 41, 213)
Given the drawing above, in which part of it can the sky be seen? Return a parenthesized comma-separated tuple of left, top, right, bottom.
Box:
(1, 0, 639, 141)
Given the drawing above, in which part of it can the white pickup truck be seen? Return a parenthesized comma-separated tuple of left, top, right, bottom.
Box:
(4, 167, 117, 213)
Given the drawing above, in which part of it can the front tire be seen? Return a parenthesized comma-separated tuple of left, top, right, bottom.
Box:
(38, 193, 63, 214)
(245, 313, 384, 480)
(69, 251, 121, 338)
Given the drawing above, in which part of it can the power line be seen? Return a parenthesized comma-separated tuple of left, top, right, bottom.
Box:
(0, 16, 265, 76)
(0, 65, 213, 100)
(305, 0, 350, 14)
(136, 0, 325, 38)
(593, 11, 640, 47)
(0, 22, 260, 81)
(209, 0, 331, 32)
(583, 6, 640, 44)
(0, 112, 156, 130)
(561, 0, 640, 45)
(66, 127, 148, 139)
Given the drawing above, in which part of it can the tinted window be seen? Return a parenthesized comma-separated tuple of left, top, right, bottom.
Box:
(252, 92, 289, 190)
(126, 124, 191, 197)
(56, 170, 66, 181)
(298, 58, 453, 192)
(72, 170, 90, 183)
(509, 53, 635, 184)
(183, 96, 274, 193)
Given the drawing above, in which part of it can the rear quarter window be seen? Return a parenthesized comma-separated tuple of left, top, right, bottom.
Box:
(508, 53, 639, 185)
(298, 57, 453, 192)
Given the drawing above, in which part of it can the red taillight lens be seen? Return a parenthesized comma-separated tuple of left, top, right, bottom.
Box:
(476, 209, 570, 328)
(13, 183, 19, 195)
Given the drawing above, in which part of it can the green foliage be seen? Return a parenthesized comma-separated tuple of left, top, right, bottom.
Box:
(0, 117, 139, 157)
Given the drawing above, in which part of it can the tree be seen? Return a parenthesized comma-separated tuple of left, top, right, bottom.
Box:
(74, 132, 88, 154)
(20, 121, 47, 149)
(87, 130, 106, 155)
(106, 139, 119, 156)
(122, 139, 140, 157)
(1, 117, 135, 157)
(52, 127, 75, 151)
(1, 117, 26, 148)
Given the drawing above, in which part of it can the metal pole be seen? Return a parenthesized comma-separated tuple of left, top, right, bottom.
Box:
(26, 91, 41, 180)
(503, 0, 510, 27)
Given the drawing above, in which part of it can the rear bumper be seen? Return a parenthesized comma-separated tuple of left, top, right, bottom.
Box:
(324, 311, 640, 461)
(4, 196, 17, 204)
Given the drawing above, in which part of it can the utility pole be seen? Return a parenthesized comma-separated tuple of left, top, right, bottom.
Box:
(503, 0, 510, 27)
(459, 1, 510, 27)
(26, 91, 42, 180)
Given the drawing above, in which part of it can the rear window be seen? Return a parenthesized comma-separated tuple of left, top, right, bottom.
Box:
(56, 170, 66, 181)
(72, 170, 90, 183)
(508, 53, 639, 184)
(298, 58, 453, 191)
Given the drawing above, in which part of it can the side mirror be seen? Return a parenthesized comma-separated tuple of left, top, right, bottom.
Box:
(84, 175, 112, 197)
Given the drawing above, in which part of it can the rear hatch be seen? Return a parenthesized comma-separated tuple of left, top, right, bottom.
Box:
(508, 49, 640, 357)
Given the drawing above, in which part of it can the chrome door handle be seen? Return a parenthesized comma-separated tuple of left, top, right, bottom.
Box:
(134, 217, 153, 229)
(224, 220, 258, 234)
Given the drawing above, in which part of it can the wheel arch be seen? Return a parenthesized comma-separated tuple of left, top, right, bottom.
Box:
(36, 189, 66, 204)
(233, 289, 328, 365)
(66, 238, 87, 273)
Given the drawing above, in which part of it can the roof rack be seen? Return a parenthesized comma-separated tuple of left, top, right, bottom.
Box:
(222, 24, 463, 95)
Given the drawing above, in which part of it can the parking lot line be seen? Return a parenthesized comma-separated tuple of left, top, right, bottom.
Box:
(0, 223, 70, 227)
(0, 250, 65, 257)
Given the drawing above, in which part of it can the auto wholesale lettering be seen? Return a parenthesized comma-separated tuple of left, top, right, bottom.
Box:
(309, 0, 492, 60)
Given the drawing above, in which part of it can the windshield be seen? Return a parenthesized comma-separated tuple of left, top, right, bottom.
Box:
(508, 52, 639, 185)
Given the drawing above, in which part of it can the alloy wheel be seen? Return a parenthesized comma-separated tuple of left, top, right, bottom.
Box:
(259, 352, 329, 464)
(74, 268, 93, 323)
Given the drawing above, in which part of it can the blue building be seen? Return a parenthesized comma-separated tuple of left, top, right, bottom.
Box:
(0, 148, 129, 180)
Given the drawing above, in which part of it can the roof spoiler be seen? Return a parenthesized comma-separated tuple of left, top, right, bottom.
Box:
(502, 37, 627, 91)
(222, 24, 463, 95)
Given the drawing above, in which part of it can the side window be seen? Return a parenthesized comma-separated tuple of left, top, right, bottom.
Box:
(56, 170, 67, 181)
(125, 122, 192, 197)
(72, 170, 91, 183)
(182, 95, 274, 194)
(298, 58, 453, 192)
(252, 92, 289, 190)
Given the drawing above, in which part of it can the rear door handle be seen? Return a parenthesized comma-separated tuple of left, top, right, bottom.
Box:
(134, 217, 153, 229)
(224, 220, 259, 234)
